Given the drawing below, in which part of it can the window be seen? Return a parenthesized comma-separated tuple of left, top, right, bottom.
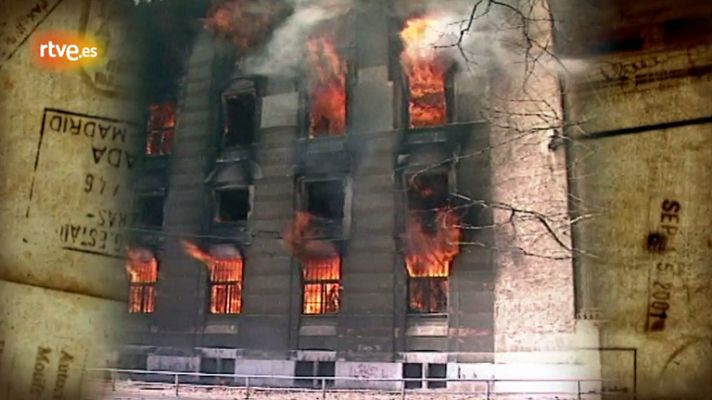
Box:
(223, 90, 257, 147)
(402, 170, 459, 314)
(209, 257, 243, 314)
(138, 195, 165, 227)
(398, 18, 452, 129)
(292, 178, 349, 241)
(214, 187, 251, 223)
(126, 248, 158, 313)
(181, 242, 243, 315)
(304, 179, 345, 220)
(200, 357, 235, 374)
(200, 357, 235, 384)
(403, 363, 447, 389)
(403, 363, 423, 389)
(295, 361, 335, 388)
(305, 32, 347, 138)
(302, 257, 341, 315)
(406, 173, 449, 213)
(145, 102, 176, 155)
(427, 363, 447, 389)
(408, 277, 448, 313)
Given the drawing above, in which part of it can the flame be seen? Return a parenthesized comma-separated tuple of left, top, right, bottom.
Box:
(282, 211, 339, 261)
(181, 240, 212, 264)
(403, 210, 461, 278)
(399, 16, 449, 128)
(408, 278, 448, 313)
(283, 212, 341, 314)
(401, 173, 461, 313)
(306, 35, 347, 137)
(302, 256, 341, 314)
(126, 248, 158, 313)
(147, 102, 176, 130)
(146, 102, 176, 155)
(181, 241, 243, 314)
(204, 0, 287, 50)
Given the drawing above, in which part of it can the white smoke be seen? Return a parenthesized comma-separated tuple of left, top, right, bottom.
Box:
(243, 0, 352, 76)
(243, 0, 546, 78)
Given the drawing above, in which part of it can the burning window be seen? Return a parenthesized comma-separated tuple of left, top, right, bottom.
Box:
(214, 187, 251, 223)
(399, 16, 451, 128)
(408, 277, 448, 314)
(302, 256, 341, 315)
(145, 102, 176, 155)
(126, 248, 158, 313)
(306, 32, 347, 138)
(182, 242, 243, 314)
(223, 90, 257, 147)
(402, 171, 460, 314)
(283, 178, 347, 315)
(138, 195, 165, 227)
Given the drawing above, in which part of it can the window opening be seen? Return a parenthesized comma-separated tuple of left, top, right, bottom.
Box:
(145, 102, 176, 155)
(126, 248, 158, 313)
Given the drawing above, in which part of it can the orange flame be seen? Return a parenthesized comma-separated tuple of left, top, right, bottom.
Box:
(401, 172, 460, 313)
(126, 248, 158, 313)
(282, 211, 339, 261)
(181, 241, 243, 314)
(400, 16, 449, 128)
(403, 210, 461, 278)
(302, 256, 341, 314)
(205, 0, 287, 50)
(283, 212, 341, 314)
(408, 277, 448, 313)
(146, 102, 176, 155)
(306, 35, 347, 137)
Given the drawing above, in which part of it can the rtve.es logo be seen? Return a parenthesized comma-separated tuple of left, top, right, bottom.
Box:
(32, 31, 101, 70)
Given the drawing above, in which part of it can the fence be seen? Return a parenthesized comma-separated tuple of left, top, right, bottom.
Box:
(87, 368, 625, 400)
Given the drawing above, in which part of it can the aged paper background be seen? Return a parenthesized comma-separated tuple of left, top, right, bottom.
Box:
(0, 280, 125, 399)
(567, 43, 712, 397)
(0, 0, 141, 398)
(0, 0, 141, 299)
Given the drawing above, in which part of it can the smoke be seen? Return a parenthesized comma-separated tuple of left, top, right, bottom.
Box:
(393, 0, 563, 80)
(243, 0, 352, 76)
(420, 5, 533, 73)
(236, 0, 551, 79)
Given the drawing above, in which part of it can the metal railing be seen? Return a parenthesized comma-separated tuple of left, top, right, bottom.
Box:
(87, 368, 619, 400)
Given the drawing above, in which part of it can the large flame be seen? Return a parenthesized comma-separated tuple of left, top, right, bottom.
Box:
(306, 35, 347, 137)
(399, 16, 449, 128)
(181, 241, 243, 314)
(126, 248, 158, 313)
(403, 210, 461, 278)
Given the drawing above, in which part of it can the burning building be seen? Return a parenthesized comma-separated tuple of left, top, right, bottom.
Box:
(120, 0, 600, 394)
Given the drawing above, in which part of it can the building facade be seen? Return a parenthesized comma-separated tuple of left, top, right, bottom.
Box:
(121, 0, 599, 394)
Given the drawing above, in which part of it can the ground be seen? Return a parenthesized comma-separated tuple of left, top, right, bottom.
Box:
(92, 381, 594, 400)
